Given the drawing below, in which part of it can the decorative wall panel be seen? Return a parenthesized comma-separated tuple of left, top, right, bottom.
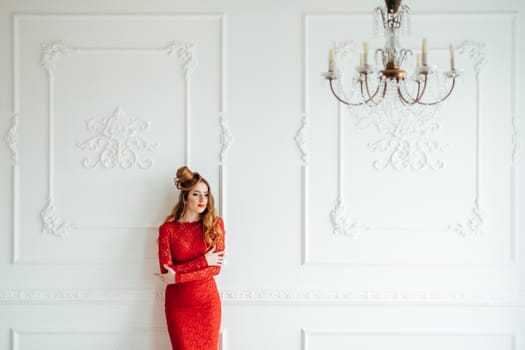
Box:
(302, 330, 516, 350)
(12, 14, 226, 263)
(0, 2, 523, 350)
(11, 328, 227, 350)
(303, 13, 517, 265)
(3, 287, 524, 306)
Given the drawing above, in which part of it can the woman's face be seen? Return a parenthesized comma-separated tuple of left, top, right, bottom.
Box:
(185, 181, 209, 216)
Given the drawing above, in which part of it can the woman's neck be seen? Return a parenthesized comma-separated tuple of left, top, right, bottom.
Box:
(180, 213, 201, 223)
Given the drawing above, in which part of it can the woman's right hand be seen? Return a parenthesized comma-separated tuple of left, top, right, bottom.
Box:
(154, 264, 176, 285)
(205, 246, 225, 266)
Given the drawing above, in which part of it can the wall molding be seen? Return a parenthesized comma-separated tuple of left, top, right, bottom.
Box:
(220, 288, 525, 306)
(40, 197, 76, 238)
(295, 114, 308, 163)
(10, 328, 227, 350)
(40, 40, 73, 78)
(329, 196, 368, 238)
(301, 13, 517, 265)
(301, 329, 517, 350)
(448, 199, 483, 237)
(11, 14, 227, 264)
(164, 40, 196, 80)
(36, 38, 195, 237)
(4, 114, 19, 164)
(219, 113, 233, 163)
(1, 288, 524, 306)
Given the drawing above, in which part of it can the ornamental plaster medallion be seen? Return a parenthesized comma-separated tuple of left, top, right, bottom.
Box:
(368, 129, 446, 171)
(77, 107, 158, 170)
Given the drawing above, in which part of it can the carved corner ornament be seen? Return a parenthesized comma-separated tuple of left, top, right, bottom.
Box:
(456, 40, 486, 78)
(448, 199, 484, 237)
(40, 40, 73, 78)
(164, 41, 197, 80)
(41, 198, 76, 237)
(330, 197, 369, 238)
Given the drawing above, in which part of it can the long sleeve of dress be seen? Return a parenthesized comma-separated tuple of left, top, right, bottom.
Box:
(175, 219, 225, 284)
(158, 224, 208, 274)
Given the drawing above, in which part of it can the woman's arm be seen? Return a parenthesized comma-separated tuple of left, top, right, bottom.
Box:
(175, 265, 221, 284)
(175, 218, 226, 284)
(158, 224, 208, 274)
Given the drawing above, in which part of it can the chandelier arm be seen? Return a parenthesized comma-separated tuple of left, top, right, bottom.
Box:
(375, 79, 388, 104)
(328, 79, 367, 106)
(363, 75, 387, 104)
(397, 86, 417, 105)
(396, 79, 423, 105)
(395, 75, 429, 104)
(397, 75, 430, 105)
(364, 74, 374, 100)
(416, 74, 429, 102)
(375, 6, 387, 30)
(412, 80, 422, 102)
(381, 80, 388, 99)
(416, 80, 423, 100)
(398, 49, 412, 69)
(376, 49, 386, 68)
(328, 79, 385, 106)
(416, 77, 457, 105)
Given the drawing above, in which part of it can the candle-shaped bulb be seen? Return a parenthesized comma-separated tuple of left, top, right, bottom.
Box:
(449, 44, 455, 70)
(363, 42, 369, 65)
(360, 53, 364, 66)
(421, 38, 428, 66)
(328, 49, 335, 72)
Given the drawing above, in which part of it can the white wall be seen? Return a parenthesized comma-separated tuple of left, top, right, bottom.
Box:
(1, 0, 524, 349)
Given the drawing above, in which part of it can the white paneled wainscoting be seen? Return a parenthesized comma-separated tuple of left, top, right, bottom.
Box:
(2, 287, 525, 349)
(1, 0, 525, 349)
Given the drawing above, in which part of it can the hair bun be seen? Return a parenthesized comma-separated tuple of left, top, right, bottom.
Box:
(176, 166, 193, 182)
(174, 166, 200, 190)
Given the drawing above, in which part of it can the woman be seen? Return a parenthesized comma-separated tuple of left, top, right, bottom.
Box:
(156, 166, 225, 350)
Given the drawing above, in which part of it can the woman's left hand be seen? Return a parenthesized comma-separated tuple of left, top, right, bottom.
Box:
(155, 264, 176, 285)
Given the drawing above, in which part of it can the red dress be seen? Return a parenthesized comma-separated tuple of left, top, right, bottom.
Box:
(158, 218, 225, 350)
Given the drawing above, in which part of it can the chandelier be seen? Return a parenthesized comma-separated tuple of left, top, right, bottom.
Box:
(322, 0, 460, 119)
(322, 0, 460, 137)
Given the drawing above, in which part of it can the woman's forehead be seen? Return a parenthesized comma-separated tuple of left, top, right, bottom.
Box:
(192, 182, 209, 191)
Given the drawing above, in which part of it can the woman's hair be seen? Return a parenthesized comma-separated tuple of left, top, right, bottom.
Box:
(164, 166, 222, 248)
